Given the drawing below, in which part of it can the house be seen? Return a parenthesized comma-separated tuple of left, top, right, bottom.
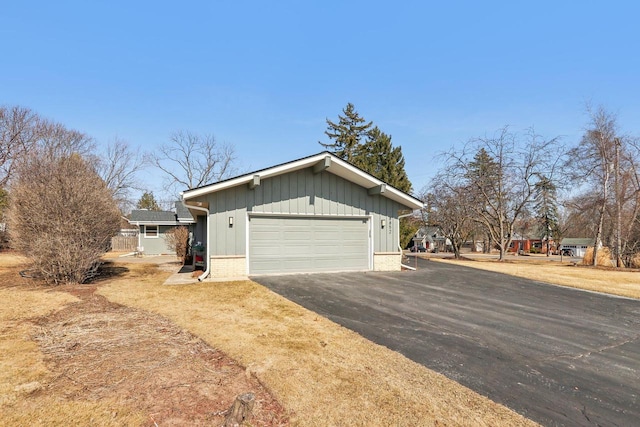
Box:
(128, 202, 195, 255)
(181, 152, 424, 279)
(412, 226, 447, 252)
(559, 238, 596, 257)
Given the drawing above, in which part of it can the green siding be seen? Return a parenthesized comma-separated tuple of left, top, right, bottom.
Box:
(195, 168, 405, 257)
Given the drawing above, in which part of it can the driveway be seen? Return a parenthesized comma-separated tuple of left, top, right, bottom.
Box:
(254, 258, 640, 427)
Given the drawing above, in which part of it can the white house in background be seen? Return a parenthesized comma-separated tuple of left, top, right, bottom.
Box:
(411, 226, 447, 252)
(559, 237, 597, 257)
(181, 152, 424, 280)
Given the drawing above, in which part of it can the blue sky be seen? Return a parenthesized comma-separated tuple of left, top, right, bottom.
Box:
(2, 1, 639, 200)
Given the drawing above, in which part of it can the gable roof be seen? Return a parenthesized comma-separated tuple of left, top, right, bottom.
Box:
(181, 151, 424, 210)
(560, 238, 595, 246)
(128, 209, 177, 225)
(175, 201, 195, 223)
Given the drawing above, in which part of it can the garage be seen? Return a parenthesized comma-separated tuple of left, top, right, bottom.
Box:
(181, 152, 424, 279)
(249, 215, 370, 275)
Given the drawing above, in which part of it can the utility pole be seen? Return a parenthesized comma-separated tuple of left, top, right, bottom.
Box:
(615, 137, 622, 267)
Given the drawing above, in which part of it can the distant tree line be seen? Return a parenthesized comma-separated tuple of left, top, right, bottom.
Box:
(421, 105, 640, 268)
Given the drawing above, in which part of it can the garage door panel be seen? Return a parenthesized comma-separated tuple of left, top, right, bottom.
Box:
(249, 216, 369, 275)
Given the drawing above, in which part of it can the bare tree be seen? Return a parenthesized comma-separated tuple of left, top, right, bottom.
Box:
(8, 153, 121, 285)
(0, 106, 40, 187)
(566, 106, 640, 267)
(567, 106, 619, 266)
(148, 130, 236, 195)
(94, 138, 145, 212)
(424, 174, 474, 259)
(444, 127, 561, 261)
(35, 119, 94, 159)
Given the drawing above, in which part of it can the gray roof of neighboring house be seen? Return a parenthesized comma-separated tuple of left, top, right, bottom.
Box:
(415, 226, 442, 239)
(128, 202, 195, 225)
(560, 238, 595, 246)
(129, 209, 177, 224)
(175, 201, 195, 223)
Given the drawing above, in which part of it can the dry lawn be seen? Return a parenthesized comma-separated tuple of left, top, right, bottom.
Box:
(0, 257, 147, 426)
(433, 256, 640, 299)
(0, 255, 287, 426)
(99, 261, 538, 427)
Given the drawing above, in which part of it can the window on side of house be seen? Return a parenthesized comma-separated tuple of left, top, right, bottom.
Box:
(145, 225, 158, 238)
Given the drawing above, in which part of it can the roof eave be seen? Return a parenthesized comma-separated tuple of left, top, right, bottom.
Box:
(182, 152, 424, 211)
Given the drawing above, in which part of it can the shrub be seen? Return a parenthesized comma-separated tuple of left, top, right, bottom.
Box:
(7, 154, 121, 285)
(582, 246, 615, 267)
(165, 226, 189, 263)
(628, 253, 640, 268)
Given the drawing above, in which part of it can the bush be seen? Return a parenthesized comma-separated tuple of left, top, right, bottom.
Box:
(627, 253, 640, 268)
(7, 154, 121, 285)
(165, 226, 189, 263)
(582, 246, 615, 267)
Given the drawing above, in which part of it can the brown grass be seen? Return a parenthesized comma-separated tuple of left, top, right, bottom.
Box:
(99, 262, 538, 427)
(434, 256, 640, 299)
(0, 257, 287, 426)
(581, 246, 615, 267)
(0, 259, 147, 426)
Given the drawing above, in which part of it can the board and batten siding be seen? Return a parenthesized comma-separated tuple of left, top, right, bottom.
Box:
(196, 168, 404, 257)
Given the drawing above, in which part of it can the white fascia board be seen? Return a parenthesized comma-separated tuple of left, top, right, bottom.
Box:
(182, 152, 424, 210)
(182, 154, 327, 200)
(327, 156, 424, 210)
(128, 220, 179, 226)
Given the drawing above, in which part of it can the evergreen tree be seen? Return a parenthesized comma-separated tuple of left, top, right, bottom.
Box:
(361, 127, 412, 193)
(533, 175, 560, 256)
(320, 103, 372, 164)
(136, 191, 161, 210)
(320, 103, 412, 193)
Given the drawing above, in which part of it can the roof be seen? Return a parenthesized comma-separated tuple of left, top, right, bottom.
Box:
(128, 202, 195, 226)
(560, 238, 595, 246)
(174, 201, 195, 223)
(415, 226, 442, 238)
(181, 151, 424, 210)
(128, 209, 177, 225)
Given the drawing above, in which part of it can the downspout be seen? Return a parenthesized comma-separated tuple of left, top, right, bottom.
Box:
(180, 198, 210, 281)
(398, 211, 416, 271)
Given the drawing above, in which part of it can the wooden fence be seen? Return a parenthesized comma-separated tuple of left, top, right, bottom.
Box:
(110, 236, 138, 252)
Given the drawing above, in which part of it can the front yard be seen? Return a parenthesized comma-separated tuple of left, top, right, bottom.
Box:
(1, 252, 537, 426)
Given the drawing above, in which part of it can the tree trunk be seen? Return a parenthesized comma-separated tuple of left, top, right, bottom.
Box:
(593, 179, 609, 266)
(224, 393, 255, 427)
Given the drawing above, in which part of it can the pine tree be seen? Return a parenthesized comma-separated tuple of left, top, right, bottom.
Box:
(361, 127, 412, 193)
(319, 103, 372, 164)
(320, 104, 412, 193)
(136, 191, 161, 210)
(533, 176, 560, 256)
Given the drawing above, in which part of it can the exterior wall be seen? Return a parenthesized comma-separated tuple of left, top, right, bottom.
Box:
(373, 252, 402, 271)
(195, 168, 405, 257)
(209, 255, 247, 279)
(139, 225, 176, 255)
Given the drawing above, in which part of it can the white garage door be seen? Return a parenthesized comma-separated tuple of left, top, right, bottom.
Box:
(249, 216, 370, 275)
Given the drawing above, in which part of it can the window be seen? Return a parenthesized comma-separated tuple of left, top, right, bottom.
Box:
(145, 225, 158, 238)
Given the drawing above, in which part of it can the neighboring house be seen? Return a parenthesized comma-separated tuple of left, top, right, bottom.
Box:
(559, 238, 597, 257)
(412, 226, 447, 252)
(128, 202, 195, 255)
(181, 152, 424, 279)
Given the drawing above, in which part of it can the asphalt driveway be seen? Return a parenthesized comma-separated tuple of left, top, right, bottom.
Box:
(254, 258, 640, 427)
